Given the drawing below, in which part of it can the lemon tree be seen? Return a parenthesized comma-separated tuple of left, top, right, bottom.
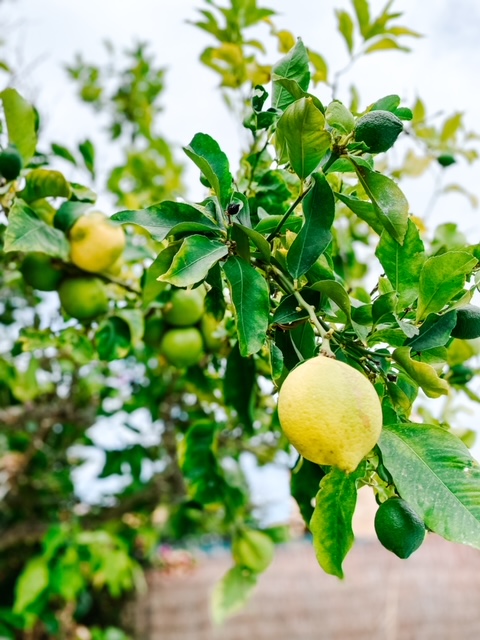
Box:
(3, 0, 480, 635)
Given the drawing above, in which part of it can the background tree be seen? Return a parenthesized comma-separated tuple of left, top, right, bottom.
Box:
(1, 0, 480, 637)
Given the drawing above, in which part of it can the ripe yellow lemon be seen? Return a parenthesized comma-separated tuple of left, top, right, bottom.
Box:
(277, 355, 383, 472)
(69, 211, 126, 274)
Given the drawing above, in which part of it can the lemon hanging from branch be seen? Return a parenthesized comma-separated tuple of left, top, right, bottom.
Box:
(277, 355, 383, 473)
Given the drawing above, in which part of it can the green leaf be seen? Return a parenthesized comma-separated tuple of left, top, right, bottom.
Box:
(183, 133, 233, 210)
(224, 343, 256, 430)
(416, 251, 477, 321)
(379, 423, 480, 549)
(392, 347, 449, 398)
(96, 317, 131, 361)
(211, 566, 258, 625)
(375, 219, 426, 308)
(271, 77, 325, 114)
(13, 556, 49, 613)
(336, 10, 355, 53)
(287, 172, 334, 278)
(350, 158, 409, 244)
(158, 235, 228, 287)
(325, 100, 355, 133)
(254, 215, 302, 235)
(405, 311, 457, 352)
(310, 280, 352, 322)
(335, 191, 383, 235)
(369, 94, 401, 112)
(352, 0, 371, 37)
(51, 143, 77, 165)
(18, 168, 71, 203)
(223, 256, 269, 356)
(78, 139, 95, 178)
(291, 459, 325, 525)
(4, 201, 70, 259)
(276, 98, 331, 180)
(310, 464, 365, 578)
(365, 37, 409, 54)
(0, 88, 37, 162)
(271, 38, 310, 112)
(272, 289, 320, 325)
(112, 201, 219, 241)
(232, 222, 271, 262)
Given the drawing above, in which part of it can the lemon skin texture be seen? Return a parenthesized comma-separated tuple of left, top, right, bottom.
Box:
(277, 355, 383, 473)
(0, 145, 23, 181)
(451, 304, 480, 340)
(58, 277, 109, 321)
(69, 212, 126, 274)
(374, 497, 426, 559)
(163, 287, 205, 327)
(160, 327, 204, 368)
(354, 110, 403, 153)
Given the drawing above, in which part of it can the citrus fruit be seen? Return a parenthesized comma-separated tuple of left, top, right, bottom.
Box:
(58, 276, 109, 321)
(163, 287, 205, 327)
(451, 304, 480, 340)
(374, 497, 426, 559)
(354, 110, 403, 153)
(160, 327, 204, 368)
(0, 144, 23, 181)
(200, 313, 225, 351)
(277, 355, 383, 472)
(69, 211, 126, 274)
(21, 252, 63, 291)
(232, 528, 275, 573)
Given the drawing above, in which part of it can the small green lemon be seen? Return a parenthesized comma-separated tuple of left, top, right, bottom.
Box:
(58, 277, 109, 321)
(69, 212, 126, 274)
(451, 304, 480, 340)
(232, 528, 275, 573)
(160, 327, 204, 368)
(200, 313, 225, 351)
(374, 497, 426, 559)
(21, 253, 63, 291)
(163, 287, 205, 327)
(354, 110, 403, 153)
(0, 145, 23, 181)
(277, 355, 383, 472)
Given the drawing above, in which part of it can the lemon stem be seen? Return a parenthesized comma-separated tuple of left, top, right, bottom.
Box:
(266, 182, 313, 243)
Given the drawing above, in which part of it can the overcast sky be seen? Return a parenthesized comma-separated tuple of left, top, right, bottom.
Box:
(3, 0, 480, 231)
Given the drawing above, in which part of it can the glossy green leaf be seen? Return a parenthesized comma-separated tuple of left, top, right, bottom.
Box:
(79, 139, 95, 178)
(0, 88, 37, 162)
(13, 556, 49, 613)
(271, 38, 310, 112)
(141, 243, 179, 306)
(158, 235, 228, 287)
(350, 158, 409, 244)
(310, 464, 365, 578)
(96, 317, 131, 361)
(287, 172, 334, 278)
(211, 566, 258, 625)
(335, 191, 383, 235)
(352, 0, 370, 37)
(51, 143, 77, 165)
(223, 255, 269, 356)
(254, 215, 303, 235)
(183, 132, 233, 209)
(379, 423, 480, 549)
(276, 98, 331, 179)
(405, 311, 457, 352)
(416, 251, 477, 321)
(19, 169, 71, 203)
(365, 38, 409, 54)
(392, 347, 449, 398)
(112, 201, 219, 241)
(4, 201, 70, 259)
(232, 222, 271, 262)
(272, 77, 325, 114)
(310, 280, 352, 321)
(375, 219, 426, 308)
(291, 459, 325, 524)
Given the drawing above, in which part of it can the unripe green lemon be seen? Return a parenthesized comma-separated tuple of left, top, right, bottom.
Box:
(354, 110, 403, 153)
(451, 304, 480, 340)
(58, 277, 109, 321)
(160, 327, 204, 368)
(232, 528, 275, 573)
(21, 252, 63, 291)
(277, 355, 383, 472)
(200, 313, 225, 351)
(163, 287, 205, 327)
(0, 145, 23, 181)
(374, 497, 426, 559)
(69, 212, 126, 274)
